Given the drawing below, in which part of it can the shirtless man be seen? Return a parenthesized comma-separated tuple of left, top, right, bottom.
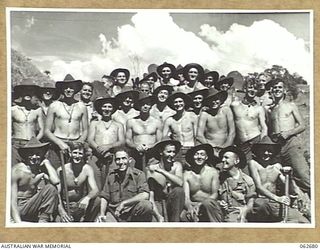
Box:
(138, 81, 152, 96)
(255, 73, 273, 107)
(231, 79, 268, 174)
(38, 83, 59, 119)
(79, 82, 95, 123)
(247, 137, 309, 223)
(12, 84, 44, 166)
(146, 139, 185, 222)
(215, 77, 234, 107)
(175, 63, 207, 94)
(187, 89, 209, 116)
(150, 85, 175, 125)
(110, 68, 131, 96)
(88, 97, 125, 190)
(197, 91, 235, 156)
(44, 74, 88, 169)
(57, 142, 99, 222)
(219, 146, 256, 222)
(182, 144, 223, 222)
(101, 75, 116, 97)
(126, 93, 162, 170)
(154, 62, 178, 89)
(11, 137, 59, 223)
(163, 92, 198, 165)
(266, 78, 310, 195)
(112, 90, 140, 132)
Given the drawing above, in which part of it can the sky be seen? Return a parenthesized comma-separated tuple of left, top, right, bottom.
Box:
(9, 10, 312, 83)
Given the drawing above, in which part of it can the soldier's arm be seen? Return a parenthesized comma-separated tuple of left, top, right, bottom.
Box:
(209, 170, 219, 200)
(258, 106, 268, 139)
(125, 119, 137, 148)
(223, 107, 236, 147)
(11, 167, 22, 223)
(87, 121, 99, 150)
(78, 104, 89, 143)
(162, 117, 172, 139)
(282, 103, 305, 139)
(42, 159, 60, 185)
(36, 108, 45, 140)
(84, 165, 99, 199)
(196, 112, 208, 144)
(156, 162, 183, 187)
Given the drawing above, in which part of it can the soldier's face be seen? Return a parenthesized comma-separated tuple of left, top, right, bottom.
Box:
(140, 83, 151, 95)
(123, 96, 133, 107)
(157, 90, 169, 102)
(204, 76, 214, 86)
(210, 98, 221, 110)
(71, 148, 84, 164)
(220, 83, 230, 91)
(188, 68, 199, 81)
(63, 86, 75, 98)
(27, 153, 42, 167)
(42, 91, 54, 101)
(101, 103, 114, 117)
(140, 101, 152, 113)
(193, 149, 208, 166)
(102, 78, 114, 90)
(115, 151, 129, 171)
(81, 85, 93, 100)
(272, 82, 285, 99)
(245, 84, 257, 98)
(146, 77, 155, 85)
(221, 152, 238, 171)
(161, 67, 171, 79)
(173, 97, 185, 111)
(193, 94, 204, 109)
(116, 72, 127, 85)
(162, 145, 177, 163)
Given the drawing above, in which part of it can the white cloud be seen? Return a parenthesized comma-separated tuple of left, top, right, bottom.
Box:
(36, 12, 311, 83)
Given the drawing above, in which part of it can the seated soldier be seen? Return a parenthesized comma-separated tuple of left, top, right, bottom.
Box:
(11, 137, 60, 223)
(219, 146, 256, 223)
(181, 144, 223, 222)
(146, 139, 185, 222)
(97, 147, 153, 222)
(247, 137, 310, 223)
(57, 142, 100, 222)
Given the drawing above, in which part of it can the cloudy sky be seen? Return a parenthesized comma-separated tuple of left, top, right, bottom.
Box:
(9, 9, 311, 82)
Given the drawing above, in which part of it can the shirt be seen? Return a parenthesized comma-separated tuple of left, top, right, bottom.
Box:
(100, 167, 149, 206)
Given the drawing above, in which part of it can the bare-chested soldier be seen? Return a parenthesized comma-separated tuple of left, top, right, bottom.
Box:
(187, 89, 209, 116)
(163, 92, 198, 165)
(231, 78, 268, 174)
(112, 90, 140, 132)
(266, 78, 310, 195)
(181, 144, 223, 222)
(38, 83, 59, 119)
(44, 74, 88, 169)
(11, 137, 59, 223)
(88, 97, 124, 190)
(126, 93, 162, 171)
(12, 83, 44, 166)
(57, 142, 100, 222)
(146, 139, 184, 222)
(247, 137, 309, 223)
(197, 90, 235, 157)
(214, 77, 234, 107)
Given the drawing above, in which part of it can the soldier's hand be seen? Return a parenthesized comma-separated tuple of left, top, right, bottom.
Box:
(58, 141, 70, 153)
(96, 215, 107, 223)
(219, 200, 229, 211)
(136, 144, 145, 152)
(277, 195, 290, 206)
(280, 131, 291, 140)
(115, 202, 125, 217)
(79, 196, 90, 210)
(59, 209, 74, 222)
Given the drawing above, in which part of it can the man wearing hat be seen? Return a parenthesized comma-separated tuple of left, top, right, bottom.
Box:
(11, 137, 60, 223)
(88, 97, 125, 190)
(215, 77, 234, 107)
(231, 78, 268, 174)
(112, 90, 140, 132)
(146, 139, 185, 222)
(150, 85, 176, 125)
(163, 92, 198, 164)
(12, 80, 44, 166)
(182, 144, 223, 222)
(139, 72, 159, 93)
(219, 146, 256, 222)
(126, 93, 162, 171)
(44, 74, 88, 169)
(197, 90, 235, 157)
(174, 64, 188, 86)
(266, 78, 310, 196)
(203, 70, 219, 89)
(246, 137, 309, 223)
(155, 62, 179, 89)
(38, 82, 59, 118)
(110, 68, 131, 96)
(175, 63, 207, 94)
(187, 89, 209, 116)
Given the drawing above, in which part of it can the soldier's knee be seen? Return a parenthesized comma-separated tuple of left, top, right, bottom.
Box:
(135, 200, 153, 213)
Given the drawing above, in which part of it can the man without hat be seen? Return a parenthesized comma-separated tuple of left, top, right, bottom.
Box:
(246, 137, 309, 223)
(146, 139, 185, 222)
(11, 137, 60, 223)
(126, 93, 162, 171)
(230, 78, 268, 174)
(219, 146, 256, 222)
(101, 75, 116, 97)
(197, 90, 235, 157)
(163, 92, 198, 165)
(44, 74, 88, 169)
(12, 80, 44, 166)
(181, 144, 223, 222)
(79, 82, 96, 123)
(87, 97, 125, 190)
(266, 78, 310, 196)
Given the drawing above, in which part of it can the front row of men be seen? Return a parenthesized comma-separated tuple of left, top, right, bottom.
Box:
(11, 135, 310, 223)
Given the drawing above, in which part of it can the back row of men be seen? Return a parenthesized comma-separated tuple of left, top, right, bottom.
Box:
(11, 62, 311, 223)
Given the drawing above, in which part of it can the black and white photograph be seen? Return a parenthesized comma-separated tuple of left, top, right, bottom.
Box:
(7, 8, 314, 227)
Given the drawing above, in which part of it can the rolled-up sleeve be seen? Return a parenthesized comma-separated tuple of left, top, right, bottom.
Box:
(99, 179, 111, 201)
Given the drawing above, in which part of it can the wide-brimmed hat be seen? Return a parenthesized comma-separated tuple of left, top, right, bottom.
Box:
(115, 90, 140, 104)
(183, 63, 204, 82)
(153, 85, 174, 98)
(18, 137, 50, 159)
(252, 136, 281, 156)
(185, 144, 219, 167)
(203, 90, 228, 107)
(188, 89, 209, 100)
(215, 77, 234, 91)
(156, 62, 176, 78)
(133, 92, 155, 110)
(149, 139, 182, 160)
(13, 84, 41, 98)
(166, 92, 193, 110)
(173, 64, 184, 80)
(94, 96, 119, 115)
(55, 74, 83, 94)
(204, 71, 219, 83)
(140, 72, 158, 84)
(39, 81, 59, 100)
(110, 68, 130, 82)
(219, 145, 247, 169)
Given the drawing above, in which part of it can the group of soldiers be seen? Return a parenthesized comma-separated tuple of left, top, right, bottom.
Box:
(11, 62, 311, 223)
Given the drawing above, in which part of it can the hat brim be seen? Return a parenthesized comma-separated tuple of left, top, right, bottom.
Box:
(166, 92, 193, 110)
(149, 139, 182, 160)
(183, 63, 204, 82)
(110, 69, 130, 82)
(133, 96, 155, 110)
(215, 78, 234, 90)
(252, 143, 281, 156)
(219, 146, 247, 169)
(188, 89, 209, 99)
(203, 91, 228, 107)
(185, 144, 219, 167)
(157, 63, 176, 78)
(94, 97, 119, 115)
(115, 90, 140, 103)
(14, 85, 41, 98)
(18, 142, 50, 159)
(55, 80, 83, 94)
(204, 71, 219, 83)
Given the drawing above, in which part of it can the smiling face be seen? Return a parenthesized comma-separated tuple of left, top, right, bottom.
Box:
(161, 144, 177, 163)
(42, 90, 54, 101)
(256, 147, 274, 162)
(114, 150, 130, 172)
(204, 75, 214, 87)
(122, 96, 133, 108)
(161, 67, 172, 79)
(210, 98, 221, 110)
(81, 84, 93, 101)
(102, 77, 114, 90)
(70, 148, 85, 164)
(116, 72, 127, 86)
(193, 94, 204, 109)
(26, 152, 42, 167)
(220, 82, 231, 91)
(245, 83, 257, 99)
(272, 81, 285, 99)
(139, 83, 151, 95)
(187, 67, 199, 81)
(62, 85, 75, 98)
(101, 102, 114, 117)
(173, 97, 185, 111)
(221, 151, 239, 171)
(193, 149, 208, 167)
(140, 100, 152, 114)
(157, 89, 169, 103)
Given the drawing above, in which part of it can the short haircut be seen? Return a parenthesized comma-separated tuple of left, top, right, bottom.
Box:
(243, 77, 257, 90)
(82, 82, 94, 91)
(112, 146, 130, 157)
